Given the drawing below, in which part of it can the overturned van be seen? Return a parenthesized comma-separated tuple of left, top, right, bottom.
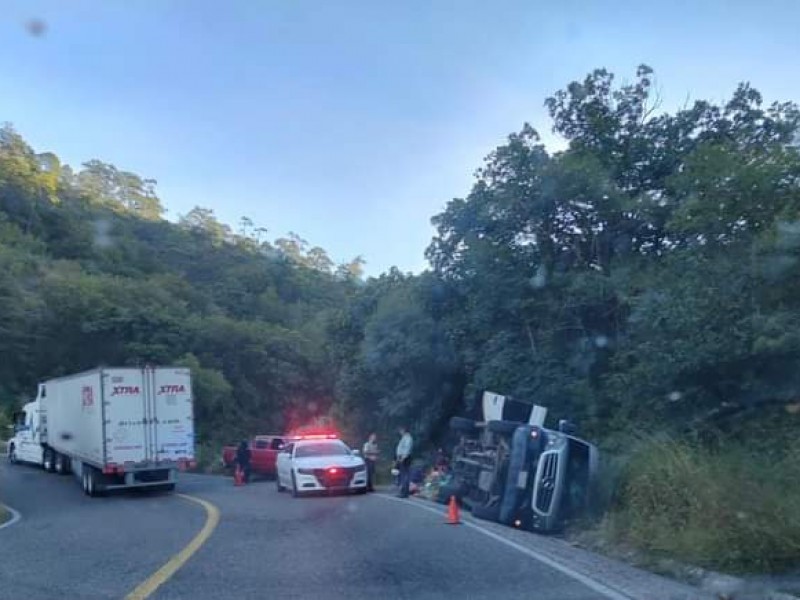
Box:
(439, 391, 599, 533)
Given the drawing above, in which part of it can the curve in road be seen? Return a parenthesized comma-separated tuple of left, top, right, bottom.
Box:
(0, 461, 208, 600)
(125, 494, 220, 600)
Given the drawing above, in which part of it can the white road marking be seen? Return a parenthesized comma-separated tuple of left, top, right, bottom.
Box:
(375, 493, 631, 600)
(0, 501, 22, 531)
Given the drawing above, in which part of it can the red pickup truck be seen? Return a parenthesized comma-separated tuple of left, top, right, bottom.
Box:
(222, 435, 286, 478)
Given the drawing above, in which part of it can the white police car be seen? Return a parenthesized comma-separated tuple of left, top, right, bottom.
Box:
(275, 434, 368, 497)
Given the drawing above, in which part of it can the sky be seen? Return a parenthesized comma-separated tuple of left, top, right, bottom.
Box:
(1, 1, 799, 275)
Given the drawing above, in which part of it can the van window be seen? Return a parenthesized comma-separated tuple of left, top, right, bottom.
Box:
(270, 438, 284, 450)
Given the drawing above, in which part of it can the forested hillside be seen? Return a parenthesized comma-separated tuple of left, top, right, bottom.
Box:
(3, 65, 800, 456)
(4, 65, 800, 570)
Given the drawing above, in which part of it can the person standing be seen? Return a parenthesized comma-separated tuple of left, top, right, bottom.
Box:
(362, 433, 379, 492)
(395, 426, 413, 498)
(236, 440, 252, 484)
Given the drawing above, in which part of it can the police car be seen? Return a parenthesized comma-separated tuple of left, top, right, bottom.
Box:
(275, 434, 368, 496)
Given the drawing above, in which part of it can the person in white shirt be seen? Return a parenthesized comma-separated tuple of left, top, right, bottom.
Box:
(362, 433, 379, 492)
(395, 426, 413, 498)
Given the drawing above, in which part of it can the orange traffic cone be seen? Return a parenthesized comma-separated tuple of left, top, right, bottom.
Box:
(234, 466, 244, 486)
(446, 495, 461, 525)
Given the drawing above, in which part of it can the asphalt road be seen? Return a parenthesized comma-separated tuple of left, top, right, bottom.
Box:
(0, 461, 696, 600)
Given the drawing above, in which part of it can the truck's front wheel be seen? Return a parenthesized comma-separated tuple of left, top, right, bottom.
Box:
(43, 448, 55, 473)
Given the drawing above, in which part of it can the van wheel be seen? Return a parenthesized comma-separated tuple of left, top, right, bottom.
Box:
(487, 420, 522, 436)
(449, 417, 477, 434)
(43, 448, 55, 472)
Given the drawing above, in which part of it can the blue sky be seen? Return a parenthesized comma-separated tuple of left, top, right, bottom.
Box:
(2, 1, 799, 274)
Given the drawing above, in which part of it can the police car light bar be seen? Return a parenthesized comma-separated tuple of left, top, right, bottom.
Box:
(288, 433, 339, 441)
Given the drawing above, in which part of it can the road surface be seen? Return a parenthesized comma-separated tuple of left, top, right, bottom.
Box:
(0, 461, 706, 600)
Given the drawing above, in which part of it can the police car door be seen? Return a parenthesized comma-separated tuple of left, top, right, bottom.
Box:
(278, 442, 293, 484)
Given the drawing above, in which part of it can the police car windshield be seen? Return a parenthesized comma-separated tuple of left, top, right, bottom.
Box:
(295, 442, 350, 458)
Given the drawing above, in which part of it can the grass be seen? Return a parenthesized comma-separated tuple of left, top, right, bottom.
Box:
(599, 435, 800, 574)
(193, 441, 226, 474)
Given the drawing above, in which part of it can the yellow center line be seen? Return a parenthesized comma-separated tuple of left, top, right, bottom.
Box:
(125, 493, 220, 600)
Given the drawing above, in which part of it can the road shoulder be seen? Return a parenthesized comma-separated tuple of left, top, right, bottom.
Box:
(379, 493, 713, 600)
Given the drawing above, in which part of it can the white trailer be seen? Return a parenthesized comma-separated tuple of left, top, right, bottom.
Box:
(6, 367, 195, 496)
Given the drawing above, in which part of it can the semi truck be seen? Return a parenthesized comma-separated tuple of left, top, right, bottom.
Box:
(6, 367, 195, 496)
(439, 391, 599, 533)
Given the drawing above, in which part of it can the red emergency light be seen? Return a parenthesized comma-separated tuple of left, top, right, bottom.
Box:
(288, 433, 339, 441)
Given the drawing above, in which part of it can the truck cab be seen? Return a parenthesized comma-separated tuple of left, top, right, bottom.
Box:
(7, 397, 44, 466)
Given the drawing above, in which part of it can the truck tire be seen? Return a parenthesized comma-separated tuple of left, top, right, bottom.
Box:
(487, 420, 521, 436)
(84, 466, 101, 497)
(43, 448, 55, 472)
(55, 452, 69, 475)
(472, 502, 501, 522)
(499, 425, 530, 525)
(449, 417, 477, 434)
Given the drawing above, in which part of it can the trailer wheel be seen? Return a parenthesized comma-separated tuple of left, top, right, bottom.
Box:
(85, 467, 100, 497)
(43, 448, 55, 472)
(449, 417, 477, 434)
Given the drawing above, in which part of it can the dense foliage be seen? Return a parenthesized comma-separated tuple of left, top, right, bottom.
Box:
(2, 66, 800, 461)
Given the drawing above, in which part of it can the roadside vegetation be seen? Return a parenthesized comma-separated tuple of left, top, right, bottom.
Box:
(597, 424, 800, 573)
(2, 65, 800, 572)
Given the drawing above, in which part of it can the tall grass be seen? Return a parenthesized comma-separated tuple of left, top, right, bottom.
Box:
(607, 436, 800, 573)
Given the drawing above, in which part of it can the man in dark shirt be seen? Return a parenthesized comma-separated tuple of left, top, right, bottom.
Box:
(236, 440, 252, 484)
